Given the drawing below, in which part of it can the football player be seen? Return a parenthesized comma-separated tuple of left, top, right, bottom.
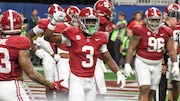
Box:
(0, 9, 68, 101)
(155, 3, 180, 101)
(94, 0, 115, 100)
(44, 7, 126, 101)
(53, 5, 80, 101)
(26, 4, 63, 101)
(165, 4, 180, 101)
(124, 7, 179, 101)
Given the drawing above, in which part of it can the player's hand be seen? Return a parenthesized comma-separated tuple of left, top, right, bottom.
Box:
(35, 49, 45, 59)
(53, 54, 61, 62)
(171, 62, 179, 77)
(53, 11, 66, 22)
(116, 71, 126, 89)
(52, 79, 69, 92)
(124, 63, 134, 77)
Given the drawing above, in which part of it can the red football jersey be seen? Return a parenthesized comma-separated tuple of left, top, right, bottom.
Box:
(99, 16, 112, 33)
(54, 22, 69, 51)
(63, 26, 108, 77)
(0, 36, 30, 80)
(98, 16, 112, 59)
(37, 18, 50, 30)
(133, 25, 173, 60)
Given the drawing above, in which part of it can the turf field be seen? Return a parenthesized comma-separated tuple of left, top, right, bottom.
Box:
(23, 66, 180, 101)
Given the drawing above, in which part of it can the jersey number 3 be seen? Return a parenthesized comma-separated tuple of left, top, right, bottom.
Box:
(82, 46, 94, 68)
(0, 48, 11, 73)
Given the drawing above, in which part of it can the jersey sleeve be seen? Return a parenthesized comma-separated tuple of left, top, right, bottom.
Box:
(54, 22, 69, 33)
(37, 18, 50, 30)
(7, 36, 31, 50)
(166, 27, 173, 37)
(62, 26, 79, 38)
(32, 25, 44, 34)
(132, 25, 141, 36)
(32, 18, 50, 35)
(100, 44, 108, 53)
(96, 31, 108, 44)
(99, 16, 108, 25)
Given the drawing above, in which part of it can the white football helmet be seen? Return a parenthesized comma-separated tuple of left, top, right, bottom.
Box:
(79, 7, 99, 35)
(145, 7, 162, 32)
(47, 4, 63, 20)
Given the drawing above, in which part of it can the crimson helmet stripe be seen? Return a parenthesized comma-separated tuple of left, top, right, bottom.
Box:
(1, 9, 22, 34)
(9, 10, 14, 31)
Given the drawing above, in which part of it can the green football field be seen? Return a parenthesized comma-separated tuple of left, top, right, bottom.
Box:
(24, 65, 180, 101)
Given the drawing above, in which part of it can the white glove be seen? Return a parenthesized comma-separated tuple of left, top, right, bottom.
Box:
(53, 54, 61, 62)
(171, 62, 179, 77)
(116, 71, 126, 89)
(35, 49, 45, 59)
(40, 36, 54, 55)
(34, 37, 42, 47)
(33, 40, 41, 47)
(53, 11, 66, 22)
(124, 63, 134, 77)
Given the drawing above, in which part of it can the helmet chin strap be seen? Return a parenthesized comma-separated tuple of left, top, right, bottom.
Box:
(146, 24, 159, 34)
(1, 32, 20, 38)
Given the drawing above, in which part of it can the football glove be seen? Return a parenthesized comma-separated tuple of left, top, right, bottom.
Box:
(35, 49, 45, 59)
(171, 62, 179, 77)
(40, 36, 54, 55)
(53, 11, 66, 23)
(53, 54, 61, 62)
(116, 71, 126, 89)
(52, 79, 69, 92)
(124, 63, 134, 77)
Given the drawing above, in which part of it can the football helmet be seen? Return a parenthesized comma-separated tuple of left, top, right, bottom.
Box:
(79, 7, 99, 35)
(145, 7, 162, 32)
(94, 0, 115, 21)
(47, 4, 63, 20)
(64, 6, 80, 26)
(0, 9, 22, 35)
(164, 3, 180, 14)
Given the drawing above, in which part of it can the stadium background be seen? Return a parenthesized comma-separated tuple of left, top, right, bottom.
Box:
(0, 1, 166, 27)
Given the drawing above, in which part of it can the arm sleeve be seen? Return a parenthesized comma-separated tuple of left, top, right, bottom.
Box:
(39, 36, 54, 55)
(32, 25, 44, 34)
(100, 44, 108, 53)
(60, 34, 71, 46)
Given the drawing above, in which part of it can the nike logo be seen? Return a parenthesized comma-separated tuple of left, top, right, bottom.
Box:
(95, 38, 100, 41)
(160, 34, 164, 36)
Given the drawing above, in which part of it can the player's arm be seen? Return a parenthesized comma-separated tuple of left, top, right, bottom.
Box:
(100, 44, 119, 73)
(167, 38, 177, 62)
(101, 44, 126, 88)
(18, 50, 69, 92)
(44, 11, 66, 44)
(167, 38, 179, 77)
(44, 25, 62, 44)
(102, 51, 119, 73)
(125, 35, 140, 63)
(18, 50, 52, 87)
(26, 29, 37, 52)
(173, 41, 178, 54)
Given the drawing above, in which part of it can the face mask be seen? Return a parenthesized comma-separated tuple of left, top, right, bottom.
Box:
(88, 27, 95, 35)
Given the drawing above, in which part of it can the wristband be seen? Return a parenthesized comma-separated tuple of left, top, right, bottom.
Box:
(173, 62, 178, 66)
(47, 23, 56, 31)
(116, 71, 122, 75)
(51, 18, 57, 25)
